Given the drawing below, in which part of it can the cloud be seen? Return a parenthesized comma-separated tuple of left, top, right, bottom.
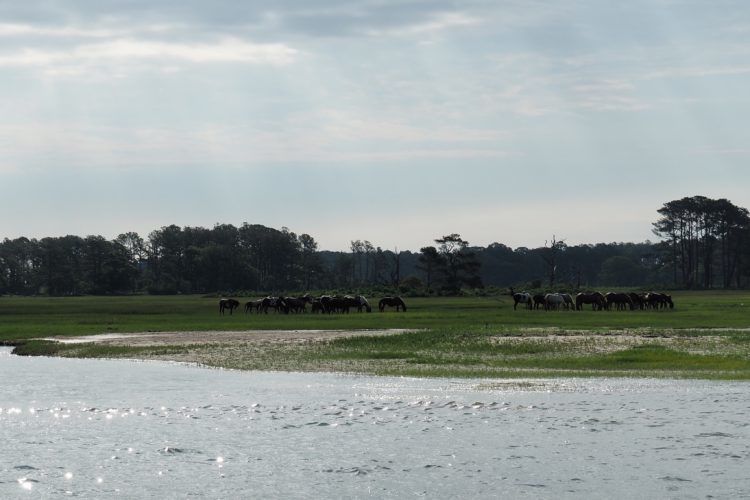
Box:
(0, 23, 125, 38)
(694, 148, 750, 156)
(0, 1, 488, 38)
(0, 37, 297, 72)
(364, 12, 482, 37)
(642, 64, 750, 80)
(0, 115, 515, 170)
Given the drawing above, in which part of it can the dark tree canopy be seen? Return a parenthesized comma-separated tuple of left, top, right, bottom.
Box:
(2, 196, 750, 296)
(653, 195, 750, 288)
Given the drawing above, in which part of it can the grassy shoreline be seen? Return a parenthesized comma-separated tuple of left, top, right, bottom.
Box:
(4, 292, 750, 380)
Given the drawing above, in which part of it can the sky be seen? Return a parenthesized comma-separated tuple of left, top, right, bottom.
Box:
(1, 1, 749, 251)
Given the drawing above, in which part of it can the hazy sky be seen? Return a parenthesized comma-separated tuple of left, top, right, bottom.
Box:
(1, 1, 749, 251)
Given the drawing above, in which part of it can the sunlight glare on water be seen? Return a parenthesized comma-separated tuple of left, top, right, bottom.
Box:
(1, 347, 749, 498)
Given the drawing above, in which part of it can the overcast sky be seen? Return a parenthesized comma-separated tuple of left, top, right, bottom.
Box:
(1, 1, 748, 251)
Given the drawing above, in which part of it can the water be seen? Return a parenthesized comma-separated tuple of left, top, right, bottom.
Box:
(1, 347, 749, 498)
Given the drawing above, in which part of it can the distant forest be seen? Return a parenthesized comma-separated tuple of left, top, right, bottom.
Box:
(1, 195, 749, 296)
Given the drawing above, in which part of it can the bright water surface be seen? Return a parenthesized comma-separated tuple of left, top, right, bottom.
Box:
(1, 347, 749, 498)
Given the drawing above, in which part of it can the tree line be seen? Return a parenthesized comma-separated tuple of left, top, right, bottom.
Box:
(1, 195, 749, 296)
(652, 195, 750, 289)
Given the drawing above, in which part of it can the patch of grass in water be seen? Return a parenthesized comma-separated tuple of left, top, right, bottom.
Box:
(727, 332, 750, 344)
(319, 333, 750, 378)
(13, 340, 190, 358)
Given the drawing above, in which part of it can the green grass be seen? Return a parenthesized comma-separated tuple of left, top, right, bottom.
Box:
(4, 291, 750, 379)
(11, 340, 192, 358)
(2, 291, 750, 341)
(312, 326, 750, 379)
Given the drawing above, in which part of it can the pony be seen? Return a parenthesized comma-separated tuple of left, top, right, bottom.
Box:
(219, 298, 240, 315)
(331, 296, 353, 314)
(260, 296, 288, 314)
(575, 292, 606, 311)
(509, 287, 533, 310)
(544, 293, 565, 311)
(628, 292, 646, 310)
(533, 294, 546, 310)
(244, 299, 263, 314)
(645, 292, 674, 310)
(560, 293, 575, 310)
(353, 295, 372, 313)
(283, 295, 312, 314)
(310, 298, 325, 313)
(605, 292, 633, 311)
(319, 295, 336, 313)
(379, 296, 407, 312)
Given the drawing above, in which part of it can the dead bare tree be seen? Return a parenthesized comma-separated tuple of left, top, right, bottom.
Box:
(541, 235, 566, 288)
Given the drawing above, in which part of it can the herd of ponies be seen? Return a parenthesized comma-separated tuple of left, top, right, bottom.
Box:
(510, 287, 675, 311)
(217, 289, 675, 316)
(218, 295, 407, 315)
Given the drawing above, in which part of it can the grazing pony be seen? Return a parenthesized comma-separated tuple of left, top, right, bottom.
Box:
(353, 295, 372, 313)
(319, 295, 339, 314)
(605, 292, 633, 311)
(320, 295, 348, 313)
(533, 294, 546, 310)
(560, 293, 575, 310)
(379, 296, 407, 312)
(509, 287, 533, 310)
(544, 293, 566, 311)
(244, 299, 263, 314)
(628, 292, 646, 310)
(310, 298, 325, 313)
(283, 295, 312, 314)
(575, 292, 606, 311)
(645, 292, 674, 310)
(219, 298, 240, 315)
(260, 296, 288, 314)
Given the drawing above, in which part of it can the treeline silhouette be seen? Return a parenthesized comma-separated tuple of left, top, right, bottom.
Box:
(1, 196, 748, 296)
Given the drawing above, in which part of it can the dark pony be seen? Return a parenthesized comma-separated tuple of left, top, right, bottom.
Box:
(645, 292, 674, 310)
(575, 292, 606, 311)
(379, 296, 407, 312)
(283, 295, 313, 314)
(260, 296, 287, 314)
(219, 298, 240, 315)
(533, 294, 546, 310)
(605, 292, 634, 311)
(244, 299, 263, 314)
(628, 292, 646, 310)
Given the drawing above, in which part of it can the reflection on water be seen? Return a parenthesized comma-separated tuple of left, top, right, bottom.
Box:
(1, 347, 749, 498)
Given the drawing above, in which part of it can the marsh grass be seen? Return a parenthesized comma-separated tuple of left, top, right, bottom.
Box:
(2, 291, 750, 341)
(309, 324, 750, 379)
(12, 340, 190, 358)
(5, 291, 750, 379)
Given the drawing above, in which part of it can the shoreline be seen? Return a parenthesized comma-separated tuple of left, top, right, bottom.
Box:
(40, 328, 418, 346)
(11, 327, 750, 381)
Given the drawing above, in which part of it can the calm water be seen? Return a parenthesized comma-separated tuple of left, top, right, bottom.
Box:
(1, 347, 749, 499)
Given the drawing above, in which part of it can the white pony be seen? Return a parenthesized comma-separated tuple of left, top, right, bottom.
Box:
(510, 287, 533, 310)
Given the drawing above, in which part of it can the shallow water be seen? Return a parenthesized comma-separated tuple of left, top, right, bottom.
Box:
(1, 347, 749, 498)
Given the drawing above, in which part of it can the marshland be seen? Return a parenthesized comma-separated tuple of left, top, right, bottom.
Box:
(5, 291, 750, 379)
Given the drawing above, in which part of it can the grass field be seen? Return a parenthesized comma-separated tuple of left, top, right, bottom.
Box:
(4, 291, 750, 379)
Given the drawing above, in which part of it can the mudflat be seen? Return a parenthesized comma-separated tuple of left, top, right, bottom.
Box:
(45, 328, 416, 347)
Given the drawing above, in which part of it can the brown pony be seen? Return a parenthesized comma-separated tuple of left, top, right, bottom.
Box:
(244, 299, 263, 314)
(533, 294, 546, 310)
(645, 292, 674, 309)
(575, 292, 606, 311)
(605, 292, 633, 311)
(379, 296, 407, 312)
